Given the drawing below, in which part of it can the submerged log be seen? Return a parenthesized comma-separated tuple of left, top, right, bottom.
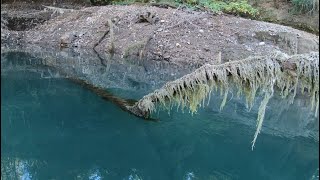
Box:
(68, 77, 158, 121)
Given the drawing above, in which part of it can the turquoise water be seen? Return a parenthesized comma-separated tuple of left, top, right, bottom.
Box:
(1, 53, 319, 180)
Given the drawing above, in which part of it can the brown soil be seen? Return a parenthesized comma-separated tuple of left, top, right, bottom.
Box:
(251, 0, 319, 35)
(1, 3, 319, 67)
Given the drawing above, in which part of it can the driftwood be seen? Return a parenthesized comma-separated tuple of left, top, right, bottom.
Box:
(127, 52, 318, 117)
(124, 51, 319, 149)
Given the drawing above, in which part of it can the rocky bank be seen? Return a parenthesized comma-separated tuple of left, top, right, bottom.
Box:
(1, 4, 319, 67)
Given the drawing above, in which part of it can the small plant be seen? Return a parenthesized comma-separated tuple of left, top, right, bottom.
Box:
(200, 0, 227, 12)
(112, 0, 135, 5)
(223, 1, 259, 17)
(90, 0, 110, 5)
(182, 0, 199, 5)
(291, 0, 319, 14)
(198, 0, 259, 18)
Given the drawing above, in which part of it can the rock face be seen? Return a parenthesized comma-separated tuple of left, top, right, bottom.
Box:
(1, 4, 319, 67)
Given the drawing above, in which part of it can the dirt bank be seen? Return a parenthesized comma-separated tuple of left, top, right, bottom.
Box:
(250, 0, 319, 35)
(1, 4, 319, 67)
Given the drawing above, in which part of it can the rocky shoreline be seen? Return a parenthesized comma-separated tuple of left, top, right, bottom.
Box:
(1, 3, 319, 67)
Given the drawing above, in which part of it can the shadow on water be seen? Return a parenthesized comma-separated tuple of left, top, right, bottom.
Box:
(1, 50, 319, 180)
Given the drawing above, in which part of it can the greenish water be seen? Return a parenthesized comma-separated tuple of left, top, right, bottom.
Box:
(1, 54, 319, 180)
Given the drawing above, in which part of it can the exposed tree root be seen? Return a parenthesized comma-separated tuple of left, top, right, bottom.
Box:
(93, 27, 109, 49)
(93, 18, 117, 56)
(106, 19, 116, 55)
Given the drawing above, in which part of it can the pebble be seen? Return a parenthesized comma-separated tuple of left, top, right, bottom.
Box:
(160, 20, 165, 23)
(164, 55, 170, 60)
(259, 42, 265, 46)
(199, 29, 204, 33)
(204, 47, 210, 52)
(245, 45, 253, 51)
(176, 43, 181, 48)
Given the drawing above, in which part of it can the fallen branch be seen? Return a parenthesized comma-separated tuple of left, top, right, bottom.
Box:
(93, 18, 117, 59)
(125, 51, 319, 149)
(106, 19, 116, 55)
(42, 5, 76, 14)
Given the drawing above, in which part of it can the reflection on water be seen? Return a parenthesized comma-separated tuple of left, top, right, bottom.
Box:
(1, 50, 194, 97)
(1, 52, 319, 180)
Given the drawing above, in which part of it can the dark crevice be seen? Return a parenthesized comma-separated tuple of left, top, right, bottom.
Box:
(6, 17, 47, 31)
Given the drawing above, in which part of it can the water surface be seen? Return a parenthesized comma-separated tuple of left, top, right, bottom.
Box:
(1, 53, 319, 180)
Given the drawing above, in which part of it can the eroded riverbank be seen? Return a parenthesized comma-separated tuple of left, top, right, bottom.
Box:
(1, 3, 319, 67)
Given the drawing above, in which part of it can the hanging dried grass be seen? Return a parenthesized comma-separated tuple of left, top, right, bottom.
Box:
(127, 51, 319, 149)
